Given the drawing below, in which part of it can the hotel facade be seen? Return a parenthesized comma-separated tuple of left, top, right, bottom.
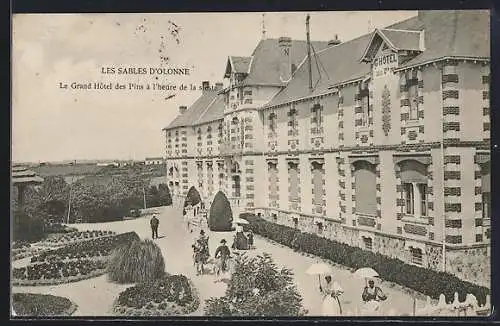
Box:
(163, 11, 491, 286)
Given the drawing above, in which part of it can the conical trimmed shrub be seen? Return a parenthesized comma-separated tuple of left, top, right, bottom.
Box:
(107, 239, 165, 283)
(208, 191, 233, 231)
(184, 186, 202, 208)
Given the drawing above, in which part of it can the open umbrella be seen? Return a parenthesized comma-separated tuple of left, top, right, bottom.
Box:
(354, 267, 379, 279)
(232, 218, 249, 225)
(306, 262, 333, 286)
(354, 267, 380, 288)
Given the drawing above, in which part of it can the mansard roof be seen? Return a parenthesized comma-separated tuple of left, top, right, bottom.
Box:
(266, 10, 490, 108)
(230, 38, 331, 86)
(164, 90, 222, 129)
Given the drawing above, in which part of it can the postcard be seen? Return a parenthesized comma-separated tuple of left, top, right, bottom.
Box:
(11, 10, 491, 318)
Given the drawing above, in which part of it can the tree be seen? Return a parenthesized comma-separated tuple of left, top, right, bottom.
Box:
(158, 183, 172, 206)
(204, 253, 306, 316)
(208, 191, 233, 231)
(184, 186, 201, 208)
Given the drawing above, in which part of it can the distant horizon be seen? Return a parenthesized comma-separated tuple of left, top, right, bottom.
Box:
(13, 157, 165, 165)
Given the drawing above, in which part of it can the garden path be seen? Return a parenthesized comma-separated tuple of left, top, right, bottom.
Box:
(12, 205, 425, 316)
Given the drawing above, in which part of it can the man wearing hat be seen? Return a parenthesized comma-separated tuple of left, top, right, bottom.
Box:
(150, 214, 159, 239)
(214, 239, 231, 274)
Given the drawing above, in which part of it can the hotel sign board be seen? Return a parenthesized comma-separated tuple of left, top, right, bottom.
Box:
(372, 52, 398, 79)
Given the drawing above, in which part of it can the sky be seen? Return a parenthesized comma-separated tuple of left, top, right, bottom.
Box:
(12, 11, 417, 163)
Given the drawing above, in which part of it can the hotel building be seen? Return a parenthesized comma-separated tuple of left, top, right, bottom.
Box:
(163, 10, 491, 286)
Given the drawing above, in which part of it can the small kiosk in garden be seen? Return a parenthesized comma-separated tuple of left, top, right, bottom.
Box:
(12, 166, 44, 233)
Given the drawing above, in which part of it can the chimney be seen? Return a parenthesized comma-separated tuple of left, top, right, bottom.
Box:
(278, 36, 293, 82)
(328, 34, 341, 46)
(215, 82, 223, 91)
(202, 81, 210, 92)
(179, 106, 187, 114)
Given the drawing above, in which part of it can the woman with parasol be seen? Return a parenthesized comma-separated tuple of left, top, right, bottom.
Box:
(306, 262, 344, 316)
(354, 268, 387, 315)
(320, 275, 344, 316)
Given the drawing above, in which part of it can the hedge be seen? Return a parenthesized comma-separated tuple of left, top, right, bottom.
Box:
(243, 214, 490, 306)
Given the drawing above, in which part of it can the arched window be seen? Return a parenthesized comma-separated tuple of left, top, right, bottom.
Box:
(353, 160, 377, 216)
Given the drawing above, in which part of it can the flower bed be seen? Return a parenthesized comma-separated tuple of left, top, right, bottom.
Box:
(12, 232, 140, 286)
(12, 259, 108, 286)
(38, 230, 116, 247)
(12, 293, 77, 316)
(30, 232, 138, 263)
(243, 214, 491, 306)
(12, 246, 48, 261)
(113, 274, 200, 316)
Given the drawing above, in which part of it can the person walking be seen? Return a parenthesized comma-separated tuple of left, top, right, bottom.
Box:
(247, 230, 254, 248)
(150, 215, 159, 239)
(214, 239, 231, 280)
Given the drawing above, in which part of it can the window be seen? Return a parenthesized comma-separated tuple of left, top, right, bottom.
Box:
(400, 160, 429, 218)
(312, 161, 325, 212)
(481, 162, 491, 219)
(289, 163, 299, 201)
(289, 108, 298, 131)
(269, 113, 277, 132)
(482, 192, 490, 219)
(404, 183, 414, 215)
(238, 87, 244, 103)
(317, 222, 323, 234)
(353, 161, 377, 216)
(410, 247, 423, 266)
(360, 89, 371, 126)
(408, 71, 419, 120)
(404, 182, 427, 217)
(272, 214, 278, 223)
(363, 237, 373, 251)
(293, 217, 299, 228)
(419, 184, 428, 216)
(312, 104, 323, 126)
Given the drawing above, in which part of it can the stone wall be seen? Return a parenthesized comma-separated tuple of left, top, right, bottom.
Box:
(446, 247, 490, 288)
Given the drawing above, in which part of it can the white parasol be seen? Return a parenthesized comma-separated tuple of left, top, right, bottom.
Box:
(354, 267, 380, 286)
(232, 218, 249, 225)
(306, 262, 333, 286)
(354, 267, 379, 279)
